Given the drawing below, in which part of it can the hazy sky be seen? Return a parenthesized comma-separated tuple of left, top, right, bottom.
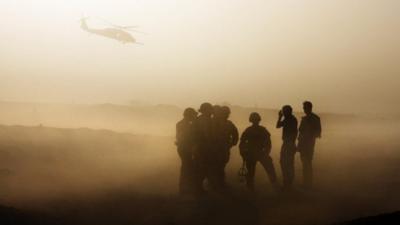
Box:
(0, 0, 399, 113)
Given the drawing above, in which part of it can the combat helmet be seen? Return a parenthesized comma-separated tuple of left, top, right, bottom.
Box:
(199, 102, 213, 114)
(249, 112, 261, 123)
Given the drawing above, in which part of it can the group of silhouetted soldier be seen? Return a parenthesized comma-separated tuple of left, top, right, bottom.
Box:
(175, 101, 321, 196)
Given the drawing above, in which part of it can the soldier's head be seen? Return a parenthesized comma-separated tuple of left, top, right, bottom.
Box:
(221, 106, 231, 120)
(303, 101, 313, 115)
(198, 102, 213, 116)
(249, 112, 261, 125)
(282, 105, 293, 117)
(183, 107, 198, 121)
(213, 105, 222, 119)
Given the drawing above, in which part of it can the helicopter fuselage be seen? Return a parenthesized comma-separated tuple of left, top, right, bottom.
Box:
(81, 19, 136, 44)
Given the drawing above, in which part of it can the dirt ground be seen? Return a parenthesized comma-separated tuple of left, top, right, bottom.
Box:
(0, 118, 398, 225)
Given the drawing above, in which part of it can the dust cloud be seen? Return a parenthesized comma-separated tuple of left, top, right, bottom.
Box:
(0, 102, 399, 225)
(1, 1, 400, 224)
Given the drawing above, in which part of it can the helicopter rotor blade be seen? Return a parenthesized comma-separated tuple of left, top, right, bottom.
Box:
(128, 29, 147, 34)
(119, 26, 139, 29)
(95, 17, 140, 31)
(95, 17, 129, 28)
(95, 17, 118, 27)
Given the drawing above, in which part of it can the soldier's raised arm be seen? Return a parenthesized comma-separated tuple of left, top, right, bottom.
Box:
(276, 110, 284, 128)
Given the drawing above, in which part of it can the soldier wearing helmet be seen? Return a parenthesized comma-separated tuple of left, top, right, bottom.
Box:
(276, 105, 298, 190)
(212, 105, 239, 190)
(193, 102, 216, 194)
(176, 107, 198, 195)
(213, 105, 223, 120)
(239, 112, 278, 191)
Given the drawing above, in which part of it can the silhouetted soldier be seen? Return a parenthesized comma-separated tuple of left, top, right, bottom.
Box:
(297, 101, 321, 188)
(239, 112, 278, 191)
(193, 102, 215, 194)
(276, 105, 298, 190)
(213, 105, 223, 120)
(176, 108, 198, 195)
(213, 106, 239, 190)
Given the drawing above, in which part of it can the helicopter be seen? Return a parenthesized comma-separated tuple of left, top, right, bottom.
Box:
(80, 17, 142, 44)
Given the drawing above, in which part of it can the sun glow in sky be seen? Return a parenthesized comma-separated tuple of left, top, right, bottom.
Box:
(0, 0, 399, 113)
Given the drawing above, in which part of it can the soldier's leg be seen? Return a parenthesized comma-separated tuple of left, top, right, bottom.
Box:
(245, 159, 257, 190)
(177, 147, 193, 194)
(209, 163, 221, 191)
(214, 162, 227, 191)
(280, 142, 295, 188)
(193, 155, 207, 195)
(300, 151, 312, 187)
(259, 154, 277, 184)
(286, 143, 296, 187)
(217, 150, 231, 190)
(300, 140, 315, 187)
(205, 161, 220, 191)
(280, 144, 288, 187)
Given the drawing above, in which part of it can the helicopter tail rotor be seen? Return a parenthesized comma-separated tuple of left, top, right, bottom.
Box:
(79, 16, 90, 30)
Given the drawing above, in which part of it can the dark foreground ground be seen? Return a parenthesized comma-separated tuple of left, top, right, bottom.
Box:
(0, 124, 399, 225)
(0, 192, 399, 225)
